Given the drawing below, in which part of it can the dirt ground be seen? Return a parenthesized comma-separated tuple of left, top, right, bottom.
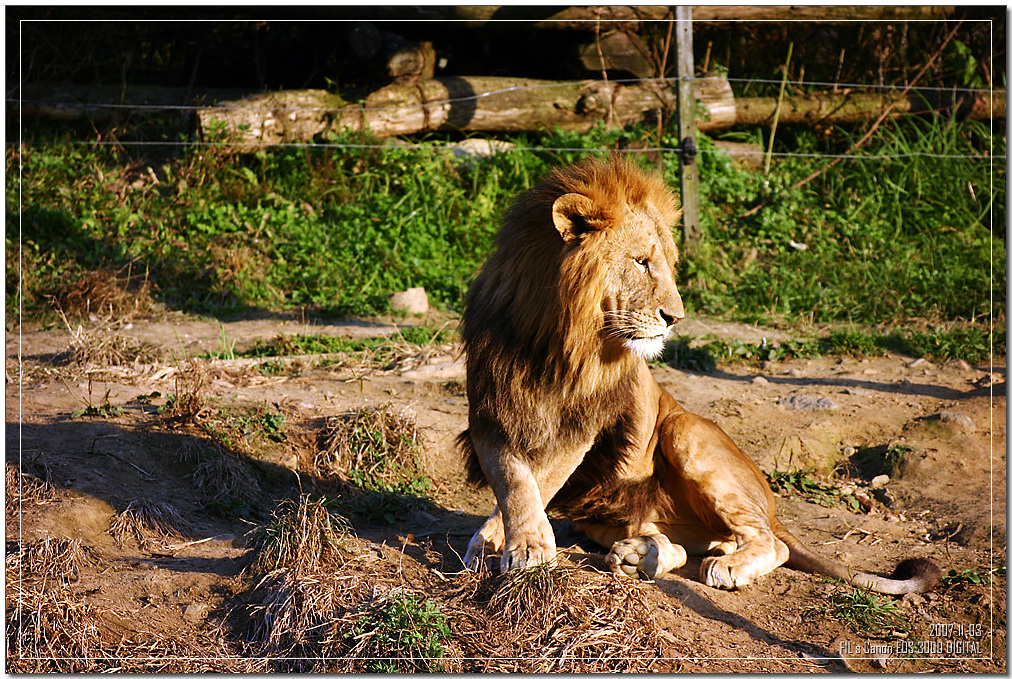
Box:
(6, 311, 1007, 672)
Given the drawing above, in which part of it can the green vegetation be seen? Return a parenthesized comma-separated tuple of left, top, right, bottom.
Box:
(821, 586, 909, 635)
(351, 591, 452, 672)
(663, 324, 1000, 371)
(10, 115, 1002, 361)
(765, 469, 862, 513)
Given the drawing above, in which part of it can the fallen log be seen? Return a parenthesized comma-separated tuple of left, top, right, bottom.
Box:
(195, 75, 737, 145)
(16, 80, 1003, 145)
(450, 5, 953, 28)
(735, 88, 1005, 126)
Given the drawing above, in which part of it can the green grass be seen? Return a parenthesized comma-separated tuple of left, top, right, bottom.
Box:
(9, 116, 1003, 347)
(351, 591, 452, 672)
(822, 586, 909, 635)
(663, 324, 1000, 370)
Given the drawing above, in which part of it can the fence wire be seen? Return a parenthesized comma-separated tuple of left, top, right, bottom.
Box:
(8, 74, 1002, 161)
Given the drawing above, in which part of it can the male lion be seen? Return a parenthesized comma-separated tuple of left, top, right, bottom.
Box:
(457, 156, 939, 594)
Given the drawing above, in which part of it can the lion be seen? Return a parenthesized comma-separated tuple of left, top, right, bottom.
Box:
(456, 156, 940, 594)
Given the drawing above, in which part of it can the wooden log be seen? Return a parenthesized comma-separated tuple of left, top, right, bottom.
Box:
(735, 89, 1005, 126)
(195, 75, 737, 145)
(451, 5, 953, 28)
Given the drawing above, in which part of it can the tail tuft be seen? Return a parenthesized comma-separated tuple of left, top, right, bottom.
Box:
(891, 557, 942, 590)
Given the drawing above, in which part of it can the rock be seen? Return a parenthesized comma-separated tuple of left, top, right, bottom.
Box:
(183, 603, 208, 621)
(751, 375, 770, 386)
(769, 421, 845, 474)
(947, 358, 972, 371)
(870, 474, 890, 489)
(939, 410, 976, 433)
(779, 394, 837, 411)
(901, 592, 926, 607)
(389, 287, 429, 315)
(905, 357, 932, 369)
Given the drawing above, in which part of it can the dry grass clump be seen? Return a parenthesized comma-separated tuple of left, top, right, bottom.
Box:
(6, 464, 59, 515)
(315, 404, 423, 487)
(107, 498, 190, 547)
(6, 535, 106, 672)
(60, 312, 161, 368)
(191, 449, 263, 506)
(7, 535, 98, 586)
(243, 495, 350, 578)
(447, 562, 670, 672)
(54, 267, 155, 320)
(160, 361, 211, 422)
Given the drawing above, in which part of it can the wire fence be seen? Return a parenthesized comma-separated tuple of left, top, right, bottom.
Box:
(9, 75, 1003, 161)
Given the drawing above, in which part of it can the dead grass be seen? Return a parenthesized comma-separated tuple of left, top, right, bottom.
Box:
(243, 495, 350, 578)
(6, 535, 98, 586)
(445, 562, 672, 672)
(107, 498, 191, 547)
(191, 449, 264, 506)
(53, 266, 155, 320)
(59, 311, 161, 369)
(161, 360, 211, 423)
(6, 464, 59, 515)
(315, 404, 423, 487)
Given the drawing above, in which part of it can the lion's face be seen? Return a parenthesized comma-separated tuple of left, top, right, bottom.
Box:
(552, 192, 684, 361)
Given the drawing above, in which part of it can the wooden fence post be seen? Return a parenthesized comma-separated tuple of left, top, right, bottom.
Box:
(675, 6, 701, 251)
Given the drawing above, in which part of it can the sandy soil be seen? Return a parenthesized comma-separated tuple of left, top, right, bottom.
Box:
(6, 312, 1007, 672)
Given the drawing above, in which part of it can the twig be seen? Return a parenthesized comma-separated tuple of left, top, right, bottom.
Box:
(764, 42, 793, 177)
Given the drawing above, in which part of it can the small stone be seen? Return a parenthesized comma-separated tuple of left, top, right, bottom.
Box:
(901, 592, 926, 607)
(948, 359, 972, 371)
(870, 474, 890, 490)
(389, 287, 429, 315)
(183, 603, 207, 621)
(939, 410, 976, 433)
(842, 446, 857, 456)
(751, 375, 770, 386)
(779, 394, 837, 411)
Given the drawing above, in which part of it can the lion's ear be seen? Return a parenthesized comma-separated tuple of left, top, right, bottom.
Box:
(552, 193, 610, 243)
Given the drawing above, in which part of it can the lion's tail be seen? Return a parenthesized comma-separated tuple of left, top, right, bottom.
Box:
(772, 520, 941, 595)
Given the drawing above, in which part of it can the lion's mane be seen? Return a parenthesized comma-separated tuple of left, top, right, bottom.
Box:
(457, 158, 680, 496)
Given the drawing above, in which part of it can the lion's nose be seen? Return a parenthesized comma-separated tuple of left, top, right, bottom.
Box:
(660, 293, 685, 327)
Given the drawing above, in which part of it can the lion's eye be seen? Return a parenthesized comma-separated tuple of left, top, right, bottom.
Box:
(634, 257, 650, 273)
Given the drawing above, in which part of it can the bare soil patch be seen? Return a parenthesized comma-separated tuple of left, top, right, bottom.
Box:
(6, 314, 1006, 672)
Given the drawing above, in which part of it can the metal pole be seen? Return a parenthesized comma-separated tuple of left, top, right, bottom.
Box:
(674, 6, 701, 250)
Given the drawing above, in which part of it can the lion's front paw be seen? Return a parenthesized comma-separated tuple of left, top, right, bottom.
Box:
(606, 534, 686, 580)
(464, 533, 500, 571)
(501, 530, 557, 571)
(701, 554, 757, 590)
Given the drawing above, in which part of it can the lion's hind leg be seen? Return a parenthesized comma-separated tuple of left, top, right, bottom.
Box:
(661, 412, 790, 590)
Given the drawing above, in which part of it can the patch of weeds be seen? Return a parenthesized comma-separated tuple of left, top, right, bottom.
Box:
(197, 400, 290, 457)
(941, 568, 992, 589)
(840, 443, 913, 479)
(823, 329, 889, 358)
(893, 324, 999, 364)
(255, 359, 288, 376)
(765, 469, 862, 513)
(68, 380, 123, 419)
(350, 591, 451, 673)
(316, 405, 432, 523)
(244, 495, 350, 578)
(821, 586, 908, 635)
(660, 337, 717, 372)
